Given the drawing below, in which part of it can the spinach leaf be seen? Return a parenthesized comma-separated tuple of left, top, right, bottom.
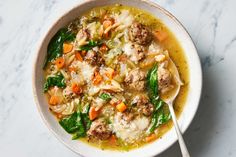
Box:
(99, 93, 112, 101)
(59, 112, 87, 140)
(82, 104, 92, 131)
(147, 64, 162, 111)
(44, 28, 75, 68)
(71, 112, 86, 139)
(79, 40, 100, 51)
(147, 100, 171, 134)
(147, 64, 158, 98)
(147, 65, 171, 134)
(43, 73, 66, 92)
(59, 112, 80, 133)
(59, 103, 92, 140)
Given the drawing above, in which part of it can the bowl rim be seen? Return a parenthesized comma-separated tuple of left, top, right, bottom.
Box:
(32, 0, 202, 156)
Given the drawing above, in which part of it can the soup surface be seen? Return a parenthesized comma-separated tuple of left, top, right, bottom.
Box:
(43, 4, 189, 151)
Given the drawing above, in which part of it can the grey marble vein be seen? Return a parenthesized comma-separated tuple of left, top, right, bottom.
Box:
(0, 0, 236, 157)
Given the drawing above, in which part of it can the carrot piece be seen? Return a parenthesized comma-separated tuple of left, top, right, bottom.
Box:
(49, 96, 59, 105)
(89, 106, 99, 120)
(109, 135, 117, 145)
(81, 50, 87, 56)
(154, 31, 168, 42)
(103, 19, 113, 30)
(93, 71, 103, 85)
(71, 83, 82, 94)
(118, 54, 128, 62)
(99, 43, 109, 53)
(63, 43, 73, 54)
(116, 102, 127, 112)
(68, 66, 76, 72)
(55, 57, 65, 69)
(75, 52, 83, 61)
(105, 69, 115, 80)
(103, 32, 110, 39)
(146, 134, 157, 142)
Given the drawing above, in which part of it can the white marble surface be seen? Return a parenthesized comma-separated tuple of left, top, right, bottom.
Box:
(0, 0, 236, 156)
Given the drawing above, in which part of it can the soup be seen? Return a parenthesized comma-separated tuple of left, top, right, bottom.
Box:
(43, 4, 189, 151)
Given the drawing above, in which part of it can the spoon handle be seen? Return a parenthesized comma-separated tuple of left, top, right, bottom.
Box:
(168, 103, 190, 157)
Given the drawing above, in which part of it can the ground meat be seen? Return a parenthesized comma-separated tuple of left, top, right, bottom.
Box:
(132, 95, 154, 116)
(124, 68, 146, 91)
(87, 119, 111, 140)
(84, 50, 104, 66)
(123, 42, 147, 63)
(158, 67, 172, 92)
(128, 22, 152, 45)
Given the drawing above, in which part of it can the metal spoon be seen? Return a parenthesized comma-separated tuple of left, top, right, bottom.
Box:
(161, 58, 190, 157)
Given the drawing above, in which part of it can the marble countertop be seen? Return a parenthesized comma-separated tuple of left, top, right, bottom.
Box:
(0, 0, 236, 156)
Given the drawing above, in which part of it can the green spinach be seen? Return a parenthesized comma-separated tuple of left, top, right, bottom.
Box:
(79, 40, 100, 51)
(59, 112, 86, 139)
(147, 99, 171, 133)
(43, 73, 66, 92)
(82, 104, 92, 131)
(99, 93, 112, 101)
(147, 65, 171, 134)
(147, 64, 158, 98)
(44, 28, 75, 68)
(59, 103, 92, 140)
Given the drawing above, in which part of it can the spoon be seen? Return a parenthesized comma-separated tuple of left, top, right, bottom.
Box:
(161, 58, 190, 157)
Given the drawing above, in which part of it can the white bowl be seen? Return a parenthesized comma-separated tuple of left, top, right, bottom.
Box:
(32, 0, 202, 156)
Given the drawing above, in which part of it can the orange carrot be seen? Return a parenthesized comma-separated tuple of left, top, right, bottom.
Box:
(49, 96, 59, 105)
(68, 66, 76, 72)
(56, 113, 63, 119)
(93, 71, 103, 85)
(116, 102, 127, 112)
(99, 43, 109, 53)
(81, 50, 87, 56)
(103, 19, 113, 30)
(154, 30, 168, 42)
(55, 57, 65, 69)
(75, 52, 83, 62)
(63, 43, 73, 53)
(105, 69, 115, 80)
(89, 106, 99, 120)
(146, 134, 156, 142)
(71, 83, 82, 94)
(109, 135, 117, 145)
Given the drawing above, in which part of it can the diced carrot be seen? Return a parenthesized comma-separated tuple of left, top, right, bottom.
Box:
(93, 71, 103, 85)
(103, 19, 113, 30)
(118, 54, 128, 62)
(105, 69, 115, 80)
(68, 66, 76, 72)
(81, 50, 87, 56)
(71, 83, 82, 94)
(63, 43, 73, 53)
(146, 134, 156, 142)
(49, 96, 59, 105)
(56, 113, 63, 119)
(154, 30, 168, 42)
(103, 32, 110, 39)
(55, 57, 65, 69)
(89, 106, 99, 120)
(116, 102, 127, 112)
(99, 43, 109, 53)
(109, 135, 117, 145)
(75, 52, 83, 62)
